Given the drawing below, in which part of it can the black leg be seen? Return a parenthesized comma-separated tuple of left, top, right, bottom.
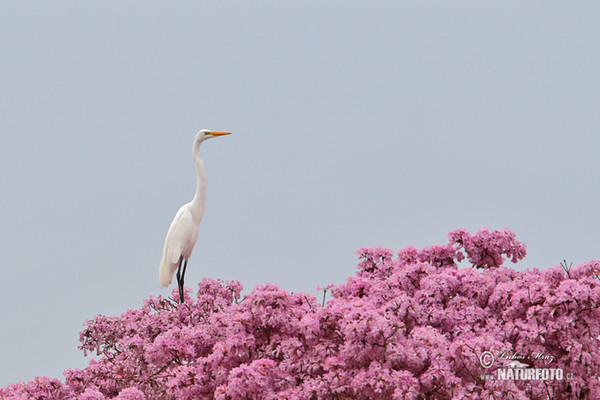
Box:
(179, 259, 188, 304)
(175, 256, 184, 304)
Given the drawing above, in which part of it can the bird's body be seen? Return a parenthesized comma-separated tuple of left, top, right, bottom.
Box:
(159, 129, 230, 302)
(158, 201, 202, 287)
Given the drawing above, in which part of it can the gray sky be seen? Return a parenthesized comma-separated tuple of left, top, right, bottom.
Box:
(1, 1, 599, 387)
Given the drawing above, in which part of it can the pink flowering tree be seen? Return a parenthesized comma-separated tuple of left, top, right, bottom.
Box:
(2, 227, 600, 399)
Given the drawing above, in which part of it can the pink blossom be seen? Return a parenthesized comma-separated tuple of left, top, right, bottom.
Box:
(1, 228, 598, 399)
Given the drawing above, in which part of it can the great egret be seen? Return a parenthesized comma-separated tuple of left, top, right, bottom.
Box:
(159, 129, 230, 303)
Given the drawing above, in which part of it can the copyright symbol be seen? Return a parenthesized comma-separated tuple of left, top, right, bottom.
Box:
(479, 351, 494, 368)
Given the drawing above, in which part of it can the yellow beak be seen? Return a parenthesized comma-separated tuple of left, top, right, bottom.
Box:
(209, 131, 231, 136)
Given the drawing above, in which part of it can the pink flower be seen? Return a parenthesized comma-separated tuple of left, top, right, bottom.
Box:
(2, 228, 598, 399)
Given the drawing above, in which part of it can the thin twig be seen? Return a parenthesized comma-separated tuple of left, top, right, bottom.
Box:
(560, 259, 572, 278)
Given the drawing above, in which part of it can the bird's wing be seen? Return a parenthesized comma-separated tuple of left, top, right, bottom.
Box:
(159, 206, 195, 287)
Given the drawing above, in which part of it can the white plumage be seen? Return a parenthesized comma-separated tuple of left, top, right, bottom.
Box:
(159, 129, 230, 302)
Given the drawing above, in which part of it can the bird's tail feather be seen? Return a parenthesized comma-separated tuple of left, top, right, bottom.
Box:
(159, 251, 178, 287)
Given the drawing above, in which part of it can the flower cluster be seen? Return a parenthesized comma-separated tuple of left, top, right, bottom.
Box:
(2, 228, 599, 399)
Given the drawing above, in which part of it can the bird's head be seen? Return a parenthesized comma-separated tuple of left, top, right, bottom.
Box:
(195, 129, 231, 143)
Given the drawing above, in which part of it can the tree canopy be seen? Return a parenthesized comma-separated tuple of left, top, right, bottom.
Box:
(2, 228, 598, 399)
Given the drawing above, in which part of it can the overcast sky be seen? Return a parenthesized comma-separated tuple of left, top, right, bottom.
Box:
(2, 1, 600, 387)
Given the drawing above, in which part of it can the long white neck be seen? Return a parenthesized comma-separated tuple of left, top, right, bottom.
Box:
(190, 140, 207, 219)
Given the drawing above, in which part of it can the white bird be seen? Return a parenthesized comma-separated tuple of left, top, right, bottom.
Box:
(159, 129, 230, 303)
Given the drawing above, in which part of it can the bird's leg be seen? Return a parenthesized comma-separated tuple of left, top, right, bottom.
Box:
(179, 259, 188, 304)
(176, 256, 184, 304)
